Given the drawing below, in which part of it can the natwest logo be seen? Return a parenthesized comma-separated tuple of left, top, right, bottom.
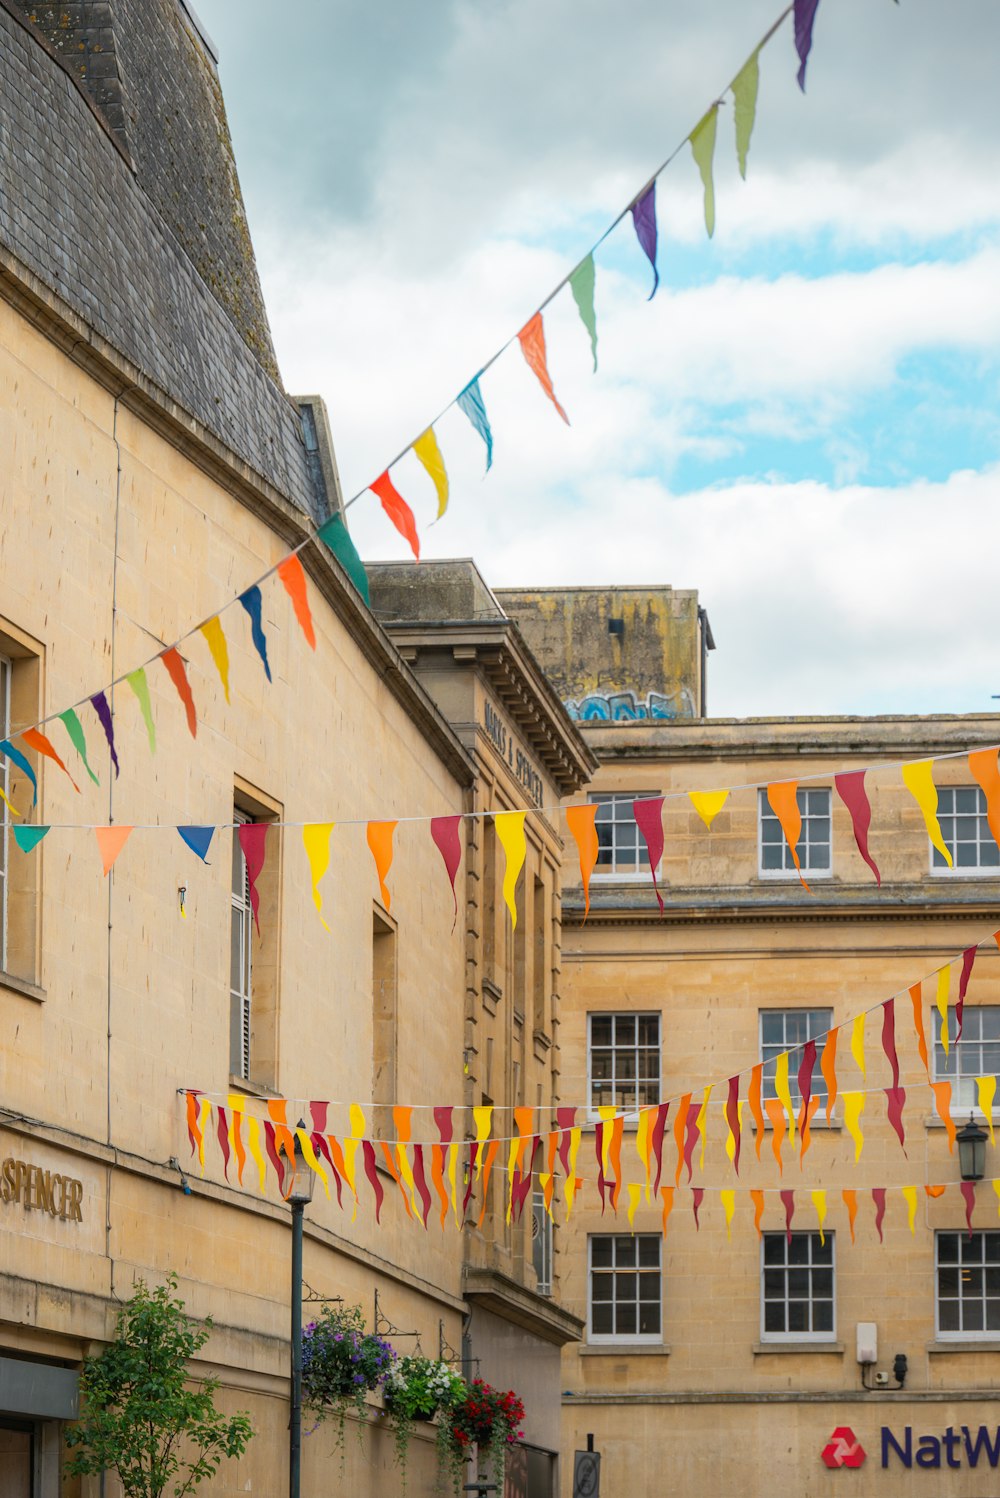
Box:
(822, 1428, 867, 1469)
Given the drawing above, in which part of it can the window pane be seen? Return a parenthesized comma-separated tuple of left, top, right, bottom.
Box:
(615, 1238, 636, 1265)
(764, 1302, 785, 1333)
(787, 1301, 808, 1333)
(590, 1017, 612, 1046)
(614, 1015, 637, 1044)
(616, 1302, 636, 1335)
(592, 1238, 612, 1267)
(763, 1236, 785, 1266)
(638, 1238, 659, 1268)
(813, 1301, 833, 1333)
(638, 1303, 660, 1335)
(938, 1298, 959, 1332)
(591, 1302, 613, 1334)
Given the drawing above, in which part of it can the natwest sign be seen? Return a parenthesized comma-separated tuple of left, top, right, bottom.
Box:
(882, 1425, 1000, 1470)
(822, 1429, 866, 1469)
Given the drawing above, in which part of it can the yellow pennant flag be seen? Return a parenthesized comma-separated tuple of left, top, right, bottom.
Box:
(447, 1142, 460, 1226)
(197, 1096, 212, 1172)
(627, 1183, 643, 1232)
(937, 967, 951, 1057)
(697, 1086, 712, 1171)
(636, 1106, 653, 1201)
(978, 1077, 997, 1145)
(774, 1053, 796, 1147)
(689, 104, 719, 237)
(302, 823, 335, 931)
(598, 1105, 617, 1178)
(199, 616, 231, 702)
(473, 1106, 493, 1175)
(902, 760, 952, 867)
(296, 1126, 331, 1200)
(902, 1185, 918, 1235)
(495, 812, 527, 929)
(811, 1189, 827, 1246)
(245, 1115, 267, 1193)
(731, 48, 760, 180)
(724, 1101, 744, 1165)
(412, 427, 449, 520)
(994, 1179, 1000, 1222)
(850, 1013, 866, 1079)
(689, 788, 729, 829)
(343, 1103, 365, 1198)
(720, 1188, 736, 1241)
(843, 1092, 865, 1162)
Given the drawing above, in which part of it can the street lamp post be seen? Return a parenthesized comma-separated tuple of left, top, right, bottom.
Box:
(288, 1121, 315, 1498)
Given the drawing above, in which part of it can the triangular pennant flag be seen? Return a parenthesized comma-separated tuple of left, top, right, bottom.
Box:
(659, 1185, 674, 1238)
(766, 780, 809, 890)
(96, 825, 133, 876)
(936, 967, 951, 1056)
(968, 749, 1000, 850)
(13, 825, 49, 853)
(750, 1188, 765, 1239)
(902, 1185, 918, 1235)
(565, 803, 599, 919)
(961, 1181, 976, 1235)
(430, 815, 462, 930)
(843, 1092, 865, 1162)
(748, 1064, 765, 1158)
(629, 182, 659, 298)
(689, 105, 718, 237)
(811, 1189, 827, 1247)
(370, 470, 420, 560)
(237, 822, 269, 935)
(124, 670, 156, 753)
(20, 727, 79, 792)
(495, 811, 527, 929)
(843, 1188, 858, 1245)
(872, 1186, 887, 1244)
(1, 738, 37, 804)
(238, 587, 272, 684)
(902, 760, 952, 867)
(199, 616, 231, 702)
(456, 378, 494, 472)
(568, 255, 598, 371)
(978, 1077, 996, 1146)
(909, 981, 930, 1079)
(885, 1087, 907, 1155)
(834, 771, 880, 884)
(691, 1186, 704, 1231)
(517, 312, 569, 424)
(412, 427, 449, 521)
(731, 47, 760, 179)
(956, 945, 977, 1044)
(59, 708, 99, 785)
(316, 513, 371, 604)
(780, 1188, 795, 1243)
(632, 797, 665, 914)
(850, 1012, 866, 1079)
(277, 554, 317, 650)
(929, 1080, 956, 1152)
(160, 649, 197, 737)
(726, 1075, 742, 1176)
(177, 825, 215, 863)
(881, 999, 900, 1090)
(720, 1189, 736, 1241)
(302, 823, 335, 931)
(366, 820, 397, 911)
(689, 789, 729, 829)
(820, 1028, 839, 1122)
(794, 0, 821, 92)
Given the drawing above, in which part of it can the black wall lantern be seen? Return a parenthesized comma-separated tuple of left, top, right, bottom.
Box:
(957, 1115, 987, 1183)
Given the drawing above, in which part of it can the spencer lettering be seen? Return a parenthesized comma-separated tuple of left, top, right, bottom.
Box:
(0, 1155, 84, 1221)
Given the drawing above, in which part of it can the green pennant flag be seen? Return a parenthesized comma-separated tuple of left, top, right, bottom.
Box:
(126, 668, 156, 753)
(732, 48, 761, 181)
(316, 513, 369, 606)
(59, 708, 100, 786)
(690, 105, 719, 238)
(569, 254, 598, 372)
(13, 825, 49, 853)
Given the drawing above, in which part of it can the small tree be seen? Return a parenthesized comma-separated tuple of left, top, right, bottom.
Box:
(65, 1273, 253, 1498)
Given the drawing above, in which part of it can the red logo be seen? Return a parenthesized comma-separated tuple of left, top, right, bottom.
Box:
(822, 1428, 866, 1469)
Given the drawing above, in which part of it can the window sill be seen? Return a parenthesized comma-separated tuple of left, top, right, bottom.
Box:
(228, 1076, 281, 1100)
(753, 1341, 844, 1356)
(582, 1343, 670, 1356)
(0, 970, 45, 1003)
(927, 1339, 1000, 1354)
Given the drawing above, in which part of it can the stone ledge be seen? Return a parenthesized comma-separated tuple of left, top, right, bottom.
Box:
(0, 970, 45, 1002)
(463, 1266, 584, 1346)
(752, 1341, 845, 1356)
(926, 1340, 1000, 1354)
(578, 1343, 671, 1357)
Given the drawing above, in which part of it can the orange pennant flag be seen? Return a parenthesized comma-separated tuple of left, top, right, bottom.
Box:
(968, 749, 1000, 851)
(565, 803, 599, 919)
(842, 1188, 858, 1245)
(367, 821, 397, 910)
(659, 1185, 675, 1238)
(96, 825, 132, 876)
(517, 311, 569, 424)
(766, 780, 809, 890)
(20, 728, 79, 793)
(370, 471, 420, 560)
(909, 981, 929, 1079)
(820, 1027, 839, 1122)
(764, 1098, 786, 1174)
(748, 1062, 765, 1160)
(750, 1188, 765, 1239)
(277, 554, 316, 650)
(160, 648, 197, 738)
(929, 1080, 957, 1152)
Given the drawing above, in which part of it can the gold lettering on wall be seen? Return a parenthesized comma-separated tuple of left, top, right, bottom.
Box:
(0, 1156, 84, 1222)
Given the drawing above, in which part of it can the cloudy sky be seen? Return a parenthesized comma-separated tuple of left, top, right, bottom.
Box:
(195, 0, 1000, 718)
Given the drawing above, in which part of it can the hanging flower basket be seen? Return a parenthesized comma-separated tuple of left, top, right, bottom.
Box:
(445, 1378, 525, 1491)
(382, 1354, 466, 1487)
(302, 1303, 395, 1462)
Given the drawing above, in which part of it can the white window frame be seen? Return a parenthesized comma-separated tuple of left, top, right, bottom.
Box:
(588, 1233, 662, 1345)
(930, 786, 1000, 878)
(532, 1189, 553, 1297)
(931, 1005, 1000, 1115)
(760, 1232, 836, 1343)
(230, 808, 253, 1081)
(935, 1230, 1000, 1340)
(0, 655, 9, 972)
(759, 1009, 832, 1108)
(757, 787, 832, 880)
(592, 792, 659, 880)
(587, 1011, 661, 1119)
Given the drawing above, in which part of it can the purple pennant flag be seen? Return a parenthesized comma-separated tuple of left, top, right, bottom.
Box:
(630, 182, 660, 299)
(794, 0, 821, 92)
(90, 691, 119, 777)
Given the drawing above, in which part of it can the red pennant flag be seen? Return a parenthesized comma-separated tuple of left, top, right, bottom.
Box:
(430, 816, 462, 930)
(885, 1087, 907, 1155)
(322, 1135, 346, 1210)
(478, 1140, 499, 1229)
(796, 1040, 817, 1137)
(370, 471, 420, 559)
(263, 1120, 284, 1191)
(238, 822, 269, 935)
(517, 311, 569, 424)
(557, 1107, 576, 1179)
(632, 797, 666, 913)
(726, 1076, 742, 1176)
(961, 1181, 976, 1234)
(277, 554, 317, 649)
(462, 1143, 479, 1223)
(651, 1102, 670, 1195)
(362, 1140, 384, 1223)
(412, 1144, 432, 1229)
(160, 648, 197, 738)
(780, 1188, 795, 1243)
(683, 1108, 700, 1184)
(872, 1187, 887, 1243)
(215, 1106, 231, 1181)
(835, 771, 880, 885)
(691, 1186, 704, 1231)
(881, 999, 900, 1090)
(956, 946, 977, 1044)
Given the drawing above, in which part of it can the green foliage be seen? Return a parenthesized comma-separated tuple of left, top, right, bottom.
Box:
(64, 1274, 253, 1498)
(301, 1302, 395, 1464)
(382, 1354, 466, 1487)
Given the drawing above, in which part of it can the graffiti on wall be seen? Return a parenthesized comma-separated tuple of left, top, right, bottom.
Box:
(563, 687, 695, 722)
